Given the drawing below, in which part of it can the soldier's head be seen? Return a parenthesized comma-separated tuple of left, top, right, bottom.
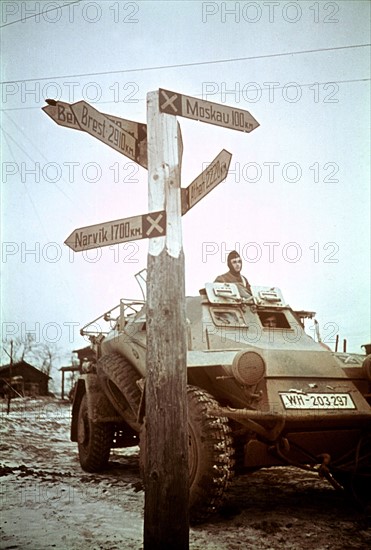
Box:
(263, 314, 278, 328)
(227, 250, 242, 275)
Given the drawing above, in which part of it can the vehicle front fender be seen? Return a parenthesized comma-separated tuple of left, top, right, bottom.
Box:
(71, 378, 86, 442)
(70, 374, 120, 441)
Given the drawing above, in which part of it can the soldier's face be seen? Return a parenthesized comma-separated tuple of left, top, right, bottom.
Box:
(230, 257, 242, 272)
(264, 316, 277, 328)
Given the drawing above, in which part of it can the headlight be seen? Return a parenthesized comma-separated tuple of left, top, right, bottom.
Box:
(232, 351, 266, 386)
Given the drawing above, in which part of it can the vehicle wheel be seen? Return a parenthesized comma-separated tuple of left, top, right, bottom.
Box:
(331, 433, 371, 506)
(188, 386, 235, 523)
(331, 471, 371, 505)
(139, 385, 235, 524)
(96, 353, 141, 432)
(77, 393, 112, 472)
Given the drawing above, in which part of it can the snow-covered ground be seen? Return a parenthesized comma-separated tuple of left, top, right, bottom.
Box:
(1, 397, 370, 549)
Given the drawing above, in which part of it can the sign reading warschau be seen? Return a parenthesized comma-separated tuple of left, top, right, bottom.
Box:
(159, 89, 259, 133)
(69, 100, 147, 168)
(65, 210, 166, 252)
(182, 149, 232, 214)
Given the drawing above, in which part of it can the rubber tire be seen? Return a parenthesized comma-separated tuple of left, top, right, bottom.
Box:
(331, 432, 371, 506)
(331, 471, 371, 506)
(96, 353, 141, 432)
(77, 393, 112, 472)
(187, 386, 235, 523)
(140, 385, 235, 524)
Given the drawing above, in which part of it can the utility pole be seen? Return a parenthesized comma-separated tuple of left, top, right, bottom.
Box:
(42, 88, 259, 548)
(143, 91, 189, 549)
(6, 339, 13, 414)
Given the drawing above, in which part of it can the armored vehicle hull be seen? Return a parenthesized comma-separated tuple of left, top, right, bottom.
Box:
(71, 280, 371, 522)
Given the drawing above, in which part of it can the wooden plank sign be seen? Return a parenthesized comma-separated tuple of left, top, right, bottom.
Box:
(159, 88, 259, 133)
(182, 149, 232, 214)
(43, 99, 147, 142)
(65, 210, 166, 252)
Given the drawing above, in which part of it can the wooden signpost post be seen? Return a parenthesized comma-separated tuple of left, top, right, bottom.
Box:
(43, 89, 258, 550)
(143, 91, 189, 549)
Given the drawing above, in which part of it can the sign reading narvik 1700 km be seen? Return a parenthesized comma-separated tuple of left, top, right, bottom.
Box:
(70, 100, 147, 168)
(65, 211, 166, 252)
(159, 88, 259, 133)
(182, 149, 232, 214)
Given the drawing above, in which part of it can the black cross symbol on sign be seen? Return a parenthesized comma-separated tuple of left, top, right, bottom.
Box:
(160, 90, 178, 112)
(143, 211, 166, 237)
(159, 89, 182, 115)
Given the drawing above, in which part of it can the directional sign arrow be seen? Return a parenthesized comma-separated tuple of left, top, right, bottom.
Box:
(43, 100, 147, 168)
(159, 88, 259, 133)
(70, 100, 148, 168)
(42, 100, 147, 141)
(42, 100, 81, 131)
(181, 149, 232, 215)
(65, 210, 166, 252)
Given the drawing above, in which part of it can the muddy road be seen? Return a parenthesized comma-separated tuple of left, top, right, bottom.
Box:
(1, 397, 370, 549)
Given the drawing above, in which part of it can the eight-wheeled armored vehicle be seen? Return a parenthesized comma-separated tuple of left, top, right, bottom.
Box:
(71, 271, 371, 522)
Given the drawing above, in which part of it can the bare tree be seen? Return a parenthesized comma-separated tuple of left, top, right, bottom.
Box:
(1, 334, 36, 365)
(2, 334, 60, 377)
(32, 342, 60, 377)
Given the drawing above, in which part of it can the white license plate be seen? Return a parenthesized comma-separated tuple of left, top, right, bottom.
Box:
(280, 392, 356, 410)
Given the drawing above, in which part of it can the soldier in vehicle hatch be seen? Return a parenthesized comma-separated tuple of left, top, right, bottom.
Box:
(262, 314, 278, 328)
(214, 250, 252, 296)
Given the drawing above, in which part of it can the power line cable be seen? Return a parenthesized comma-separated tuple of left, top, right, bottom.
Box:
(1, 126, 52, 242)
(0, 77, 369, 112)
(0, 1, 82, 29)
(2, 112, 75, 204)
(0, 123, 84, 313)
(1, 43, 370, 85)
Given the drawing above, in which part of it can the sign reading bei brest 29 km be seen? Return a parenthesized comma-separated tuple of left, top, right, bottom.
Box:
(159, 89, 259, 133)
(42, 100, 148, 168)
(65, 211, 166, 252)
(71, 101, 146, 168)
(43, 100, 146, 139)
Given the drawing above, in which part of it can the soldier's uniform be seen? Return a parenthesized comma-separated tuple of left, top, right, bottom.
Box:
(214, 251, 252, 296)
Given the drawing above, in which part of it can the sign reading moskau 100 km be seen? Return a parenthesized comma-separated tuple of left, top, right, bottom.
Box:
(65, 210, 166, 252)
(159, 88, 259, 133)
(182, 149, 232, 214)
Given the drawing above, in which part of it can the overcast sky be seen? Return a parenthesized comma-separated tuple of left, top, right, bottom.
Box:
(1, 0, 370, 371)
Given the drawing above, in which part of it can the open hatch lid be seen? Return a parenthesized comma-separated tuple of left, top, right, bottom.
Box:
(204, 282, 243, 304)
